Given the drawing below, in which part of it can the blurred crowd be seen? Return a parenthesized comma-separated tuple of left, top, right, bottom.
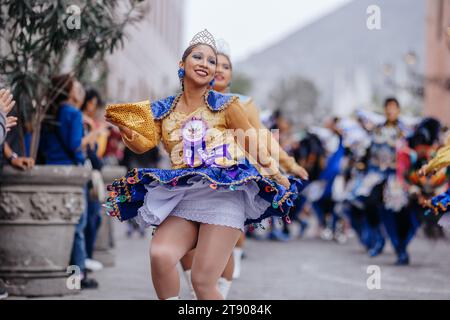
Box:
(247, 98, 448, 266)
(1, 75, 129, 293)
(0, 73, 167, 296)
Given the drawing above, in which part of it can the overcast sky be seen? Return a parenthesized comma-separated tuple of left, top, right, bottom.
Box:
(184, 0, 352, 62)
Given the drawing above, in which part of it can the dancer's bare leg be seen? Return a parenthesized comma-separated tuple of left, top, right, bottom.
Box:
(180, 249, 196, 299)
(217, 253, 235, 299)
(191, 224, 241, 300)
(236, 232, 245, 248)
(182, 246, 234, 299)
(180, 249, 195, 271)
(232, 232, 245, 279)
(150, 216, 198, 299)
(182, 249, 234, 280)
(222, 254, 234, 280)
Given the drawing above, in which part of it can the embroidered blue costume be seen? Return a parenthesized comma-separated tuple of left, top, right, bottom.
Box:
(351, 121, 408, 258)
(420, 136, 450, 229)
(105, 91, 304, 230)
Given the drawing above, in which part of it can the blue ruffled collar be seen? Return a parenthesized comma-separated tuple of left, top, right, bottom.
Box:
(151, 90, 238, 120)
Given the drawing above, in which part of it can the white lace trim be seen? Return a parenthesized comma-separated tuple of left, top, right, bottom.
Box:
(170, 211, 244, 231)
(134, 176, 271, 230)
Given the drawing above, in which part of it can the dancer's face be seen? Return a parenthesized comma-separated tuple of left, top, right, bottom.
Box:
(214, 54, 232, 93)
(385, 101, 400, 123)
(180, 44, 216, 88)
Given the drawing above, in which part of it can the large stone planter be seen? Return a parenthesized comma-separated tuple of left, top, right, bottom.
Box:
(93, 165, 127, 267)
(0, 165, 90, 297)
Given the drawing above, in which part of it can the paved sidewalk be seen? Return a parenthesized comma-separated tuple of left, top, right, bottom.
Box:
(14, 221, 450, 300)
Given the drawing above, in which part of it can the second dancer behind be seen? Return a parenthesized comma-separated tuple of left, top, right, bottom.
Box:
(179, 41, 309, 298)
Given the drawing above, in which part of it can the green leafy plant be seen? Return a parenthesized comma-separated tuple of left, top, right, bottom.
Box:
(0, 0, 145, 159)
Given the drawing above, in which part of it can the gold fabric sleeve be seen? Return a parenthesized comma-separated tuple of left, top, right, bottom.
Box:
(241, 99, 298, 174)
(106, 100, 161, 154)
(225, 100, 280, 176)
(423, 145, 450, 175)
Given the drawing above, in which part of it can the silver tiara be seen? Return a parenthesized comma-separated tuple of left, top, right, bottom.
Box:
(189, 29, 217, 52)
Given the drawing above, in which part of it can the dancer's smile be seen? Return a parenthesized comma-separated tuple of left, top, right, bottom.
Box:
(194, 69, 208, 77)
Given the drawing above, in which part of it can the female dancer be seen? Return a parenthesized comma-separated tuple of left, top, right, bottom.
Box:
(419, 130, 450, 229)
(178, 44, 308, 298)
(105, 30, 305, 300)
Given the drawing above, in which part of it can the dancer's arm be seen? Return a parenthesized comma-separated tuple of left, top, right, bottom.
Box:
(120, 128, 160, 154)
(419, 145, 450, 176)
(225, 102, 290, 188)
(240, 100, 308, 179)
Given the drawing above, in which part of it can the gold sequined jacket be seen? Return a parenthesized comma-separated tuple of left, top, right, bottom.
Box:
(106, 91, 279, 175)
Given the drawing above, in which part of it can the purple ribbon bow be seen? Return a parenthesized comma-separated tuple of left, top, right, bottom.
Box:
(184, 141, 232, 168)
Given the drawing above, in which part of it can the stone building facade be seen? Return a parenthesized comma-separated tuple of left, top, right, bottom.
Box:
(106, 0, 185, 103)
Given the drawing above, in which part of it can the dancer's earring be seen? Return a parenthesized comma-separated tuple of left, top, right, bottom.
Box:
(178, 68, 185, 91)
(178, 68, 185, 80)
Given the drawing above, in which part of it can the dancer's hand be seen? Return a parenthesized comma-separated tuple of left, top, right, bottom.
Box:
(417, 194, 428, 207)
(289, 163, 309, 180)
(418, 165, 427, 176)
(419, 198, 432, 208)
(105, 115, 133, 139)
(272, 172, 291, 189)
(418, 164, 436, 177)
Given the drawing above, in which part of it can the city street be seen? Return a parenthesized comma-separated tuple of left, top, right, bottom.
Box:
(2, 0, 450, 304)
(23, 221, 450, 300)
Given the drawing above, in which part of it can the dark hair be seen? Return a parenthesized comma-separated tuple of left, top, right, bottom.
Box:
(273, 109, 282, 119)
(81, 88, 103, 112)
(384, 97, 400, 109)
(218, 52, 232, 70)
(47, 73, 75, 116)
(408, 117, 441, 148)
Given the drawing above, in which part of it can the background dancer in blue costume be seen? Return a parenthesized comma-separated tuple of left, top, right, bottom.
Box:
(291, 131, 327, 237)
(339, 116, 373, 250)
(104, 30, 305, 300)
(392, 118, 446, 264)
(310, 118, 346, 242)
(355, 98, 409, 263)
